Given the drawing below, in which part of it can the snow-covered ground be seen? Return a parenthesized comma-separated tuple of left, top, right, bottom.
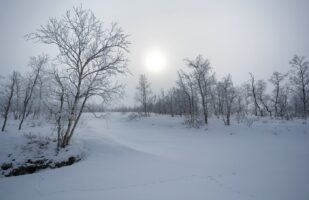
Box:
(0, 113, 308, 200)
(0, 119, 85, 177)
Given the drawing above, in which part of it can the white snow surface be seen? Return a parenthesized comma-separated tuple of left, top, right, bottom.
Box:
(0, 113, 308, 200)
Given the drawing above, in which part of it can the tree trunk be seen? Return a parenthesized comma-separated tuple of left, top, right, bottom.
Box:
(2, 82, 15, 131)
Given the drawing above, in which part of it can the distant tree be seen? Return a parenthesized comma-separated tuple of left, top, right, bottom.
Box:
(185, 55, 215, 125)
(218, 74, 236, 125)
(277, 84, 290, 119)
(27, 6, 129, 147)
(269, 72, 287, 117)
(256, 80, 272, 117)
(11, 72, 22, 120)
(135, 74, 152, 116)
(1, 71, 18, 132)
(289, 55, 309, 119)
(248, 73, 263, 116)
(172, 88, 187, 116)
(167, 88, 176, 117)
(18, 55, 47, 130)
(234, 86, 247, 122)
(31, 76, 45, 119)
(158, 89, 167, 114)
(177, 71, 199, 126)
(214, 81, 224, 118)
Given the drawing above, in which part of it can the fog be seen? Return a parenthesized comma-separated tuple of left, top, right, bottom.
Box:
(1, 0, 309, 105)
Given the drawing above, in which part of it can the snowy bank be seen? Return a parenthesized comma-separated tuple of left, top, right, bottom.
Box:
(0, 119, 85, 177)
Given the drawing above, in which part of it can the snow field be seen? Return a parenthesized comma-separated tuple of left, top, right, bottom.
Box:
(0, 113, 308, 200)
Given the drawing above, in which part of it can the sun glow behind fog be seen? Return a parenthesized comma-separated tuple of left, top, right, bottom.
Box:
(145, 49, 167, 74)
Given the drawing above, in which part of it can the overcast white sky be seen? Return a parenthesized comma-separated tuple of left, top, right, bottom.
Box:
(0, 0, 309, 106)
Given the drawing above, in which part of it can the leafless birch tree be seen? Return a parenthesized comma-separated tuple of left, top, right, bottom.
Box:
(18, 55, 47, 130)
(135, 74, 152, 116)
(1, 72, 18, 131)
(248, 73, 263, 116)
(217, 75, 236, 125)
(185, 55, 215, 125)
(269, 72, 287, 117)
(289, 55, 309, 119)
(26, 6, 129, 147)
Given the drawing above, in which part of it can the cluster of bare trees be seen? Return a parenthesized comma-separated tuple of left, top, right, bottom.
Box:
(0, 55, 47, 132)
(0, 6, 129, 149)
(134, 54, 309, 126)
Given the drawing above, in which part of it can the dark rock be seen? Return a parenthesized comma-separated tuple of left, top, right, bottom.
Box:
(67, 156, 76, 165)
(26, 159, 33, 164)
(3, 156, 80, 177)
(1, 163, 13, 170)
(34, 159, 47, 165)
(9, 165, 37, 176)
(26, 165, 37, 174)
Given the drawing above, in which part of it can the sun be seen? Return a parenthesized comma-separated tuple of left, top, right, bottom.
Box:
(145, 49, 167, 74)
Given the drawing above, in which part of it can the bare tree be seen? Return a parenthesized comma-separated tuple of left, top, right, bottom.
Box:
(269, 72, 287, 117)
(31, 77, 45, 119)
(18, 55, 47, 130)
(185, 55, 214, 125)
(1, 71, 18, 132)
(256, 80, 272, 117)
(277, 84, 290, 119)
(218, 74, 236, 125)
(234, 86, 247, 122)
(289, 55, 309, 119)
(248, 73, 263, 116)
(214, 81, 224, 118)
(12, 72, 22, 120)
(158, 89, 167, 114)
(172, 88, 186, 116)
(167, 88, 175, 117)
(177, 71, 200, 127)
(27, 6, 129, 147)
(46, 69, 67, 151)
(135, 74, 152, 116)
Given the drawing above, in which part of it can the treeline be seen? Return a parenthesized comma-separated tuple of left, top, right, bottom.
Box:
(132, 54, 309, 126)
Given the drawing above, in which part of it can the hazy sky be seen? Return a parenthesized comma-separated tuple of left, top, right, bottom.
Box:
(0, 0, 309, 105)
